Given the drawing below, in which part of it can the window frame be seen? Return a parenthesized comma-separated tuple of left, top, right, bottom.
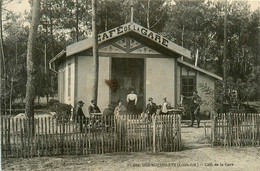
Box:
(180, 67, 197, 96)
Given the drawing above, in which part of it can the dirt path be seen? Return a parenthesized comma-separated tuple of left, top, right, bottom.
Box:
(2, 126, 260, 171)
(181, 126, 211, 150)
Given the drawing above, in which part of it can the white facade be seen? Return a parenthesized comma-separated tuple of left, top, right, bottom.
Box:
(54, 22, 222, 115)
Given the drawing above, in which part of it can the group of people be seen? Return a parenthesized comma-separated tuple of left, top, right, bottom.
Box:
(74, 99, 101, 131)
(74, 89, 202, 131)
(125, 89, 203, 127)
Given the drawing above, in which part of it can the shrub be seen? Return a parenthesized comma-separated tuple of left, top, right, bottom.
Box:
(49, 101, 72, 124)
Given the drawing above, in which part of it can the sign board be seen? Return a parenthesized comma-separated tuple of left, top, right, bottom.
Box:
(66, 22, 191, 58)
(98, 22, 191, 59)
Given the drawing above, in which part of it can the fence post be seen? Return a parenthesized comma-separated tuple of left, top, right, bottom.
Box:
(204, 122, 206, 138)
(212, 114, 217, 146)
(152, 115, 156, 153)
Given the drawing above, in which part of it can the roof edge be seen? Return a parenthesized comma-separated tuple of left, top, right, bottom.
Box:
(49, 49, 66, 64)
(177, 59, 223, 81)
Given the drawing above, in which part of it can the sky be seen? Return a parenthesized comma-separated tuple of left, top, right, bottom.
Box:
(5, 0, 31, 14)
(4, 0, 260, 14)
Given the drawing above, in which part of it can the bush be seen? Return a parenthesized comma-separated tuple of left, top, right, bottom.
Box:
(48, 99, 59, 107)
(49, 102, 72, 123)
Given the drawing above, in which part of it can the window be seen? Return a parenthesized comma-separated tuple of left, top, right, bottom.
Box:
(68, 63, 71, 97)
(181, 76, 196, 96)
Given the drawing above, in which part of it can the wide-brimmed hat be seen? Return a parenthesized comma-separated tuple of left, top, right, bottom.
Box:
(148, 97, 153, 101)
(77, 101, 84, 105)
(163, 97, 167, 100)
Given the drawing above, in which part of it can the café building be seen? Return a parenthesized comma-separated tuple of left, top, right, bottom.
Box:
(50, 22, 222, 115)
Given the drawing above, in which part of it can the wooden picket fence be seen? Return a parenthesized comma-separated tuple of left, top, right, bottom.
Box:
(1, 114, 182, 158)
(211, 113, 260, 146)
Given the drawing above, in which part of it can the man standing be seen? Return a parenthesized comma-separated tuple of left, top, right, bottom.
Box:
(75, 101, 86, 132)
(126, 89, 138, 113)
(88, 100, 101, 115)
(144, 97, 157, 121)
(184, 91, 202, 128)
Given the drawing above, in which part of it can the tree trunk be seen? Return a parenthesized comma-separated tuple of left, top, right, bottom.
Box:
(9, 77, 13, 115)
(49, 0, 54, 98)
(46, 94, 49, 103)
(76, 0, 79, 41)
(147, 0, 150, 29)
(92, 0, 99, 102)
(0, 0, 6, 111)
(0, 0, 2, 113)
(223, 0, 228, 94)
(25, 0, 41, 134)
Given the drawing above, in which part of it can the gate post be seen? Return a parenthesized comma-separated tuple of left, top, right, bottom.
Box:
(212, 114, 217, 146)
(152, 115, 156, 153)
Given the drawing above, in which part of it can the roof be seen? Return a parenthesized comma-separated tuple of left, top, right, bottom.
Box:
(66, 22, 191, 58)
(50, 22, 222, 81)
(177, 59, 223, 80)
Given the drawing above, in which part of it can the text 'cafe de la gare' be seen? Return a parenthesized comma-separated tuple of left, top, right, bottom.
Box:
(98, 23, 169, 47)
(50, 21, 222, 115)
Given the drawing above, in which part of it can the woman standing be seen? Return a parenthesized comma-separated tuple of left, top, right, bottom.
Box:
(126, 89, 138, 113)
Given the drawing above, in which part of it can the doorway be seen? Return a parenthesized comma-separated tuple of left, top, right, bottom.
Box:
(111, 58, 144, 112)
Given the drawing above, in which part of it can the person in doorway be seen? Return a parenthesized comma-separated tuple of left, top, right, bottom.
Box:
(75, 101, 87, 132)
(183, 91, 202, 128)
(160, 97, 171, 115)
(114, 100, 127, 116)
(144, 97, 157, 121)
(88, 100, 101, 115)
(126, 89, 138, 113)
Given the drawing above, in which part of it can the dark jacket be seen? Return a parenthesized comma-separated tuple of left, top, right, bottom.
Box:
(75, 107, 86, 123)
(144, 102, 157, 115)
(88, 105, 101, 115)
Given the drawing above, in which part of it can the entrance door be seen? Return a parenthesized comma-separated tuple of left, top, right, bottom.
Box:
(111, 58, 144, 112)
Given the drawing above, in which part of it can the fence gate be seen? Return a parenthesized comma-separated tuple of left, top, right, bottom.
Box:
(115, 114, 182, 153)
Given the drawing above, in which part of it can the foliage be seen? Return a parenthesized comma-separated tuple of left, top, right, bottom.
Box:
(199, 75, 259, 113)
(49, 100, 72, 123)
(164, 0, 259, 101)
(198, 82, 221, 112)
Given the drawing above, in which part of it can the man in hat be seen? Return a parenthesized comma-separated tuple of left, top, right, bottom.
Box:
(183, 91, 202, 128)
(126, 89, 138, 113)
(88, 100, 101, 115)
(144, 97, 157, 121)
(75, 101, 86, 132)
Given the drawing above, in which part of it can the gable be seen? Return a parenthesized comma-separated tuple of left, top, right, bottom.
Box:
(66, 22, 191, 58)
(99, 45, 126, 53)
(99, 37, 161, 55)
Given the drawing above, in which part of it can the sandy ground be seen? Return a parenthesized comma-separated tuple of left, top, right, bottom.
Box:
(2, 126, 260, 171)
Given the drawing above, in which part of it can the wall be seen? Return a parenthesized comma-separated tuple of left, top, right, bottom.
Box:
(77, 55, 89, 115)
(58, 58, 75, 106)
(77, 56, 110, 117)
(58, 62, 65, 103)
(64, 58, 75, 106)
(97, 57, 110, 113)
(176, 65, 181, 105)
(145, 58, 176, 107)
(197, 72, 215, 113)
